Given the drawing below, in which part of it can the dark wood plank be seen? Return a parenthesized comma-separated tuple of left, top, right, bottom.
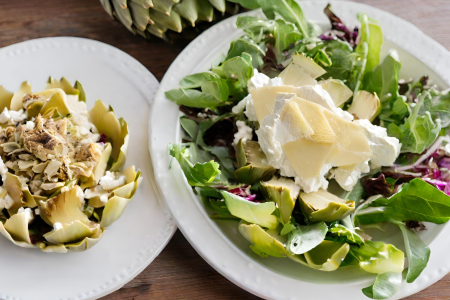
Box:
(0, 0, 449, 299)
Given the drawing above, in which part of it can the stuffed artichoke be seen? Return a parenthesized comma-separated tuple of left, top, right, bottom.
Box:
(0, 77, 141, 253)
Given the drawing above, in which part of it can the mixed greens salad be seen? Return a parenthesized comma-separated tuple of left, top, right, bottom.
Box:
(0, 78, 141, 253)
(166, 2, 450, 298)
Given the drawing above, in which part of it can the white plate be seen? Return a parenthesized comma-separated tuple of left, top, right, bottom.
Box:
(0, 37, 176, 300)
(149, 1, 450, 299)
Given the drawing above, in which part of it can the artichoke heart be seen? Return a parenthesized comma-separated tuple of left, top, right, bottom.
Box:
(299, 189, 355, 222)
(234, 139, 276, 184)
(0, 78, 140, 253)
(261, 176, 300, 224)
(347, 90, 381, 122)
(239, 221, 287, 257)
(303, 240, 350, 271)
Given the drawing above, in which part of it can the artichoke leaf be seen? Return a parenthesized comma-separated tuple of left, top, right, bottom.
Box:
(65, 228, 104, 252)
(46, 77, 80, 95)
(5, 172, 36, 215)
(221, 191, 278, 229)
(0, 85, 14, 112)
(80, 142, 112, 189)
(40, 90, 70, 118)
(110, 118, 129, 171)
(100, 196, 131, 228)
(261, 176, 299, 224)
(0, 220, 35, 248)
(304, 240, 350, 271)
(39, 243, 68, 253)
(43, 220, 97, 244)
(10, 81, 32, 111)
(3, 212, 32, 244)
(239, 221, 287, 257)
(39, 186, 91, 227)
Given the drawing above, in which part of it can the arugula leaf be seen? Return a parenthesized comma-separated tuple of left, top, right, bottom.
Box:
(180, 116, 199, 140)
(388, 92, 441, 153)
(287, 222, 327, 255)
(362, 50, 402, 109)
(165, 88, 222, 109)
(356, 13, 383, 74)
(319, 39, 355, 81)
(222, 53, 254, 88)
(179, 72, 220, 89)
(356, 178, 450, 225)
(168, 144, 221, 187)
(273, 19, 302, 64)
(328, 224, 365, 245)
(259, 0, 309, 38)
(391, 220, 430, 283)
(362, 272, 402, 300)
(226, 38, 265, 69)
(347, 41, 368, 93)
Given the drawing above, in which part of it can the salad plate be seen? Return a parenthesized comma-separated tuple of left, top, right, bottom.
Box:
(150, 0, 450, 299)
(0, 37, 176, 300)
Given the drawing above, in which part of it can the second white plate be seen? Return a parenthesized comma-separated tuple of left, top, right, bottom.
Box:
(0, 37, 176, 300)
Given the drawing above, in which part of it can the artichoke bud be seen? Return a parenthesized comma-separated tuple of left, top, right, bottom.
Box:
(234, 139, 276, 184)
(298, 189, 355, 222)
(239, 221, 287, 258)
(261, 176, 300, 224)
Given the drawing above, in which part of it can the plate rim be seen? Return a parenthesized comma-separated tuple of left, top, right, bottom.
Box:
(149, 1, 450, 299)
(0, 36, 177, 300)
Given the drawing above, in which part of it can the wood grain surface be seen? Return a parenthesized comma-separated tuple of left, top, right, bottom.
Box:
(0, 0, 449, 299)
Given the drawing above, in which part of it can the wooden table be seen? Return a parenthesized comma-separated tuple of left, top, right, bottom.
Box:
(0, 0, 449, 299)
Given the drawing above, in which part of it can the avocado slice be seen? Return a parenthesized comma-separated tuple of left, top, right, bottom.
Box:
(261, 176, 300, 224)
(234, 139, 276, 184)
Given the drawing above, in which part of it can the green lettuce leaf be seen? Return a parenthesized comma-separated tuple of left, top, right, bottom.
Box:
(273, 19, 303, 64)
(165, 88, 222, 109)
(328, 224, 365, 245)
(388, 92, 441, 154)
(168, 144, 221, 187)
(226, 38, 265, 69)
(222, 53, 254, 88)
(362, 272, 402, 300)
(180, 116, 199, 140)
(356, 178, 450, 225)
(287, 222, 327, 255)
(391, 220, 430, 283)
(356, 13, 383, 74)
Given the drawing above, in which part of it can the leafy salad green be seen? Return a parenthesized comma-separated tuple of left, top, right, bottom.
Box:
(165, 2, 450, 299)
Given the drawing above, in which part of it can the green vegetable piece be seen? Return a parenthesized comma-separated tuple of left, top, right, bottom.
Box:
(46, 77, 80, 95)
(391, 220, 430, 283)
(318, 79, 353, 107)
(4, 212, 32, 244)
(74, 81, 86, 102)
(239, 221, 287, 257)
(43, 220, 97, 244)
(222, 55, 254, 88)
(168, 144, 221, 187)
(39, 186, 91, 227)
(345, 241, 404, 274)
(5, 172, 36, 215)
(0, 85, 14, 112)
(64, 228, 104, 252)
(304, 240, 350, 271)
(261, 176, 299, 224)
(40, 90, 71, 118)
(287, 222, 327, 255)
(328, 223, 365, 245)
(234, 139, 276, 184)
(165, 88, 222, 109)
(10, 81, 32, 111)
(356, 178, 450, 225)
(299, 189, 355, 222)
(347, 90, 381, 122)
(221, 191, 278, 229)
(362, 272, 402, 300)
(225, 38, 265, 69)
(356, 13, 383, 74)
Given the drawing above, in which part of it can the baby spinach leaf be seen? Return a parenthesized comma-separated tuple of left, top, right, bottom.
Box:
(362, 272, 402, 300)
(287, 222, 327, 255)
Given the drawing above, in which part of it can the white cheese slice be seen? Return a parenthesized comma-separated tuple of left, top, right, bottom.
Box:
(318, 79, 353, 107)
(283, 138, 333, 179)
(323, 109, 372, 166)
(251, 85, 296, 123)
(290, 52, 327, 79)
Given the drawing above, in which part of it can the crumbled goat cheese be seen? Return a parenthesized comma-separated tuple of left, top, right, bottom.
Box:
(233, 121, 253, 146)
(0, 108, 26, 125)
(354, 119, 401, 169)
(25, 121, 35, 130)
(231, 97, 248, 114)
(53, 222, 63, 231)
(99, 171, 126, 190)
(330, 161, 370, 191)
(35, 208, 40, 215)
(0, 157, 8, 182)
(17, 207, 34, 224)
(84, 186, 110, 204)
